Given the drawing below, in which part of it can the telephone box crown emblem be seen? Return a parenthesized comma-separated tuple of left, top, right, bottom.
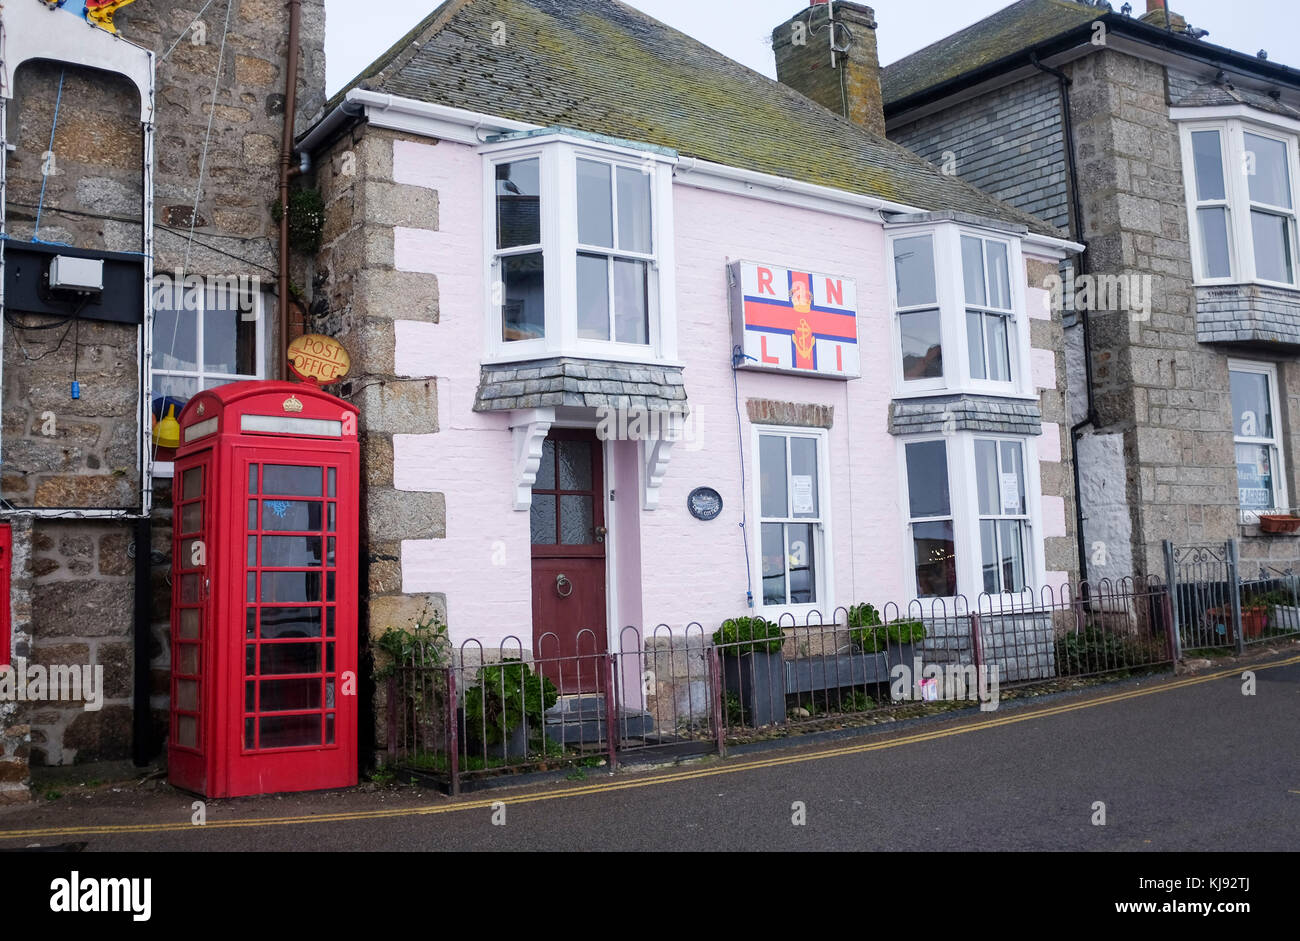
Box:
(283, 395, 304, 413)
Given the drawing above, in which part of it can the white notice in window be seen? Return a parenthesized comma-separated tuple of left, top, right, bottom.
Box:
(791, 475, 815, 514)
(999, 472, 1020, 513)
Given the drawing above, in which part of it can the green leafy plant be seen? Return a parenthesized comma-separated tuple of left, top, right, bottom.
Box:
(463, 659, 559, 746)
(373, 608, 450, 678)
(713, 616, 785, 655)
(270, 186, 326, 254)
(1055, 626, 1145, 675)
(849, 613, 927, 653)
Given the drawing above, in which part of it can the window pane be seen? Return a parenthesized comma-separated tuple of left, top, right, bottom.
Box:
(261, 571, 321, 603)
(261, 500, 321, 532)
(905, 440, 950, 518)
(1191, 130, 1226, 201)
(502, 252, 545, 341)
(967, 311, 986, 380)
(900, 310, 943, 380)
(535, 439, 556, 489)
(787, 523, 816, 604)
(261, 536, 322, 567)
(1197, 207, 1232, 278)
(1235, 443, 1275, 510)
(980, 519, 998, 594)
(987, 241, 1010, 309)
(759, 435, 788, 518)
(613, 258, 649, 344)
(893, 235, 936, 307)
(154, 374, 199, 404)
(557, 440, 592, 490)
(913, 520, 957, 597)
(1251, 211, 1294, 283)
(152, 304, 198, 371)
(961, 236, 986, 306)
(577, 253, 610, 340)
(761, 523, 786, 605)
(997, 520, 1026, 592)
(559, 495, 594, 544)
(577, 159, 613, 247)
(789, 437, 819, 519)
(1000, 440, 1026, 514)
(263, 465, 322, 496)
(1230, 370, 1273, 439)
(1245, 132, 1292, 209)
(496, 159, 540, 249)
(987, 314, 1011, 382)
(616, 166, 652, 253)
(203, 301, 256, 375)
(975, 439, 999, 516)
(261, 607, 322, 639)
(530, 494, 557, 544)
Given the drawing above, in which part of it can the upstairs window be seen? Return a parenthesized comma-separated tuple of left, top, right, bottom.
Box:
(889, 223, 1026, 396)
(152, 283, 264, 404)
(1180, 120, 1300, 286)
(483, 133, 676, 365)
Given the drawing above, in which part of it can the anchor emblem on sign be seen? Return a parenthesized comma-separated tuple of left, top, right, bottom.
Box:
(792, 318, 815, 362)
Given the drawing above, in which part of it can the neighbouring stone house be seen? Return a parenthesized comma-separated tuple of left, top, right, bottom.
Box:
(298, 0, 1083, 755)
(882, 0, 1300, 583)
(0, 0, 325, 802)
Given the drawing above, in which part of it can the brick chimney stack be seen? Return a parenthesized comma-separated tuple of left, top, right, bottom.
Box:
(772, 2, 886, 138)
(1140, 0, 1187, 29)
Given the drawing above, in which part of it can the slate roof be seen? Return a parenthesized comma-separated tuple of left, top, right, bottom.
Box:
(881, 0, 1100, 107)
(329, 0, 1063, 237)
(1173, 82, 1300, 121)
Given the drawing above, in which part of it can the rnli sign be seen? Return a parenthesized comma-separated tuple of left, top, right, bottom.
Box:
(287, 334, 351, 385)
(728, 262, 859, 379)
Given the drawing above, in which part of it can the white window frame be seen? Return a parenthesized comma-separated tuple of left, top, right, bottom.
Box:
(750, 425, 834, 622)
(897, 431, 1046, 606)
(973, 436, 1033, 596)
(887, 221, 1034, 401)
(1228, 358, 1289, 520)
(150, 286, 267, 477)
(1177, 116, 1300, 287)
(480, 132, 678, 367)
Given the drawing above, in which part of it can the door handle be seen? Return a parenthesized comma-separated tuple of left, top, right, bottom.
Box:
(595, 525, 607, 543)
(555, 573, 573, 598)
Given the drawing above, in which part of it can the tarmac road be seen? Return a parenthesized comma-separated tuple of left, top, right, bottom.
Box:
(2, 654, 1297, 852)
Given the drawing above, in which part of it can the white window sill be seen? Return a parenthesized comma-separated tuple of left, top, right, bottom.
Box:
(482, 350, 686, 369)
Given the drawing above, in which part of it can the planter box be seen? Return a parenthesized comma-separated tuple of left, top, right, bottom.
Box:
(1258, 514, 1300, 534)
(722, 650, 786, 727)
(1271, 604, 1300, 634)
(784, 643, 918, 694)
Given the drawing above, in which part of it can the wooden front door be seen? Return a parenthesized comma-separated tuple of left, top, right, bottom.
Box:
(531, 430, 607, 694)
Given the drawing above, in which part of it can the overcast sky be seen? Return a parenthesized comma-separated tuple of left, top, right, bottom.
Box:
(325, 1, 1300, 96)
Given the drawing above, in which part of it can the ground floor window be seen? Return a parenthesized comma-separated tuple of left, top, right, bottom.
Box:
(901, 432, 1042, 600)
(754, 427, 828, 612)
(1229, 359, 1287, 516)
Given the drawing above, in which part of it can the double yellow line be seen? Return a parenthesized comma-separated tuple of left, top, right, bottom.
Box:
(2, 656, 1294, 842)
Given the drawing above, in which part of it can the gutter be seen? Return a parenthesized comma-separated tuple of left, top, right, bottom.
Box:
(277, 0, 303, 381)
(1029, 54, 1098, 592)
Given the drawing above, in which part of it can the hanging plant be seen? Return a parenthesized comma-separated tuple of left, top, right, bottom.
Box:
(271, 186, 326, 254)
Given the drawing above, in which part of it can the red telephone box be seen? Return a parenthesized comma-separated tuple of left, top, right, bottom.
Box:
(168, 381, 359, 797)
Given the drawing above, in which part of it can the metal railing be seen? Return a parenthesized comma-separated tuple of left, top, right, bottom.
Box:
(1164, 539, 1300, 656)
(384, 579, 1176, 793)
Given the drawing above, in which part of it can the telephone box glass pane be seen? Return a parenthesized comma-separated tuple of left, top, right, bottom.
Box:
(261, 535, 322, 567)
(261, 607, 322, 639)
(247, 573, 256, 602)
(177, 679, 198, 711)
(326, 643, 335, 672)
(326, 679, 335, 708)
(261, 571, 321, 603)
(328, 468, 336, 496)
(328, 503, 336, 531)
(245, 718, 255, 748)
(179, 645, 199, 675)
(181, 503, 202, 534)
(327, 537, 336, 565)
(249, 465, 259, 494)
(326, 714, 335, 745)
(262, 643, 321, 676)
(246, 644, 256, 675)
(264, 465, 323, 496)
(182, 574, 200, 603)
(247, 537, 257, 566)
(248, 500, 257, 529)
(262, 500, 322, 532)
(182, 467, 202, 499)
(246, 609, 256, 638)
(178, 716, 198, 748)
(260, 715, 321, 748)
(245, 681, 255, 711)
(327, 572, 335, 601)
(180, 538, 202, 568)
(179, 608, 200, 639)
(326, 609, 335, 637)
(260, 678, 321, 711)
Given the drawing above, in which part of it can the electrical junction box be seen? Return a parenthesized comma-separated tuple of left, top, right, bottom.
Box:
(49, 255, 105, 293)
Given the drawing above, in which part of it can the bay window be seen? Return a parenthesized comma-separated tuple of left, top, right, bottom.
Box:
(901, 433, 1043, 600)
(1229, 360, 1288, 515)
(482, 131, 676, 364)
(754, 428, 829, 612)
(889, 223, 1028, 396)
(1179, 118, 1300, 286)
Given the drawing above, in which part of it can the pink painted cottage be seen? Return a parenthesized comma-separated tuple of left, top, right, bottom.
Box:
(298, 0, 1082, 714)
